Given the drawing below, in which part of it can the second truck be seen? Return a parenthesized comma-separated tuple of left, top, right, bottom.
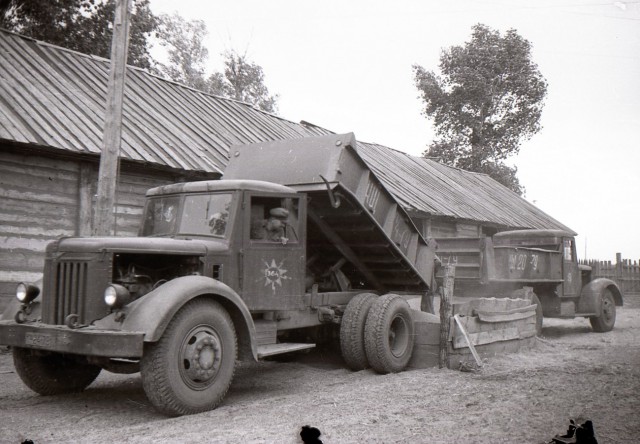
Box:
(436, 230, 623, 334)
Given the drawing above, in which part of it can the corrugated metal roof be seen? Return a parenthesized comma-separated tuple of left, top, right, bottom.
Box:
(356, 143, 574, 232)
(0, 30, 323, 175)
(0, 29, 574, 234)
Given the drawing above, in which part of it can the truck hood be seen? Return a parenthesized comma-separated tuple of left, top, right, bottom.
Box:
(48, 236, 228, 255)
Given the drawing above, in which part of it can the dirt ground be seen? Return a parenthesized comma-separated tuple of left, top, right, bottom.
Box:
(1, 297, 639, 444)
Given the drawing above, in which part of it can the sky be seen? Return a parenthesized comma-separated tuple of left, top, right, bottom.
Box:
(150, 0, 640, 261)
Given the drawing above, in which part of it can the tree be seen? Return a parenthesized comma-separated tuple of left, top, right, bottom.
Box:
(208, 50, 279, 113)
(153, 12, 209, 91)
(413, 24, 547, 194)
(154, 14, 278, 113)
(0, 0, 157, 69)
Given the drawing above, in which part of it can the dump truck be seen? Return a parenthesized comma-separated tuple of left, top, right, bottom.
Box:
(0, 133, 438, 416)
(436, 229, 623, 334)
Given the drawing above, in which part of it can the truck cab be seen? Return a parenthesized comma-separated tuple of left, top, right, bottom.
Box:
(140, 180, 308, 311)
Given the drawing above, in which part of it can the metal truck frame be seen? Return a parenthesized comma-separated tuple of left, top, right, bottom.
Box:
(0, 133, 437, 416)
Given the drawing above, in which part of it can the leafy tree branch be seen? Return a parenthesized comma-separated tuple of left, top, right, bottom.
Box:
(414, 24, 547, 194)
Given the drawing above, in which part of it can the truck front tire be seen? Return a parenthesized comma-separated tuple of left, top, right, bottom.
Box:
(13, 348, 101, 395)
(589, 289, 616, 332)
(364, 294, 414, 374)
(141, 299, 237, 416)
(340, 293, 377, 371)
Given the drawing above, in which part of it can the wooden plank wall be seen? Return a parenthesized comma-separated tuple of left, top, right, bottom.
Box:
(0, 151, 79, 307)
(112, 172, 180, 237)
(0, 150, 195, 311)
(418, 217, 483, 239)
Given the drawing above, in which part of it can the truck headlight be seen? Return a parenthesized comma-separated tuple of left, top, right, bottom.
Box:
(104, 284, 131, 309)
(16, 282, 40, 304)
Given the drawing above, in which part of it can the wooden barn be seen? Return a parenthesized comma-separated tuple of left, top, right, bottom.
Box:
(0, 29, 573, 310)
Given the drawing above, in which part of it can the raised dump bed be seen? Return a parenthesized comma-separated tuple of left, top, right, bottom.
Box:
(224, 132, 437, 294)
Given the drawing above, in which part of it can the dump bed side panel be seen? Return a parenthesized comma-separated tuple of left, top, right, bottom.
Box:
(223, 133, 435, 293)
(435, 235, 563, 296)
(492, 246, 563, 282)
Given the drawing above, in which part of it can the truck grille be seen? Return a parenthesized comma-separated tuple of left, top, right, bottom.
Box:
(52, 261, 88, 324)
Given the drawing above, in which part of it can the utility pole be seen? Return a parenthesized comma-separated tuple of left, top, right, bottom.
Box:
(93, 0, 132, 236)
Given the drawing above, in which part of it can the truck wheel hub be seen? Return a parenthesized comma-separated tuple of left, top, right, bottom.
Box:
(181, 328, 222, 387)
(389, 315, 409, 358)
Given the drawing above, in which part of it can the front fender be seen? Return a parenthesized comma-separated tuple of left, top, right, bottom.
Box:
(120, 276, 257, 361)
(579, 278, 624, 314)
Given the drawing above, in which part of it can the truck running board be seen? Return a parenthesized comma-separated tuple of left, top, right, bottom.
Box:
(257, 343, 316, 359)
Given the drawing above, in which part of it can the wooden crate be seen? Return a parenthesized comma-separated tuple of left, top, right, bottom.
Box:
(408, 298, 537, 369)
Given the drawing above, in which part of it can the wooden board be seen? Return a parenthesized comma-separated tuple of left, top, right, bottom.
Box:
(453, 297, 534, 316)
(452, 325, 536, 349)
(475, 307, 536, 323)
(451, 316, 536, 349)
(450, 336, 537, 364)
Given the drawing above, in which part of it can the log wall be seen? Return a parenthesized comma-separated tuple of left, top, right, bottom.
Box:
(0, 149, 209, 311)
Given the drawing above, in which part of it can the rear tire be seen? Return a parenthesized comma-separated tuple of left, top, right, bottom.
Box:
(13, 348, 101, 395)
(590, 288, 616, 332)
(531, 293, 543, 336)
(340, 293, 377, 370)
(364, 294, 414, 374)
(140, 299, 237, 416)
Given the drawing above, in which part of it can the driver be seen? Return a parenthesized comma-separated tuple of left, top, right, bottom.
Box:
(265, 207, 289, 243)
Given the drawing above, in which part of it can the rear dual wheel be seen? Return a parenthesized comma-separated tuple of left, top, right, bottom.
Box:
(341, 293, 415, 374)
(364, 294, 415, 374)
(340, 293, 377, 370)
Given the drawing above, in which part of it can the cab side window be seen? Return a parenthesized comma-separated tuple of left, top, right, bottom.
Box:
(563, 239, 574, 261)
(250, 196, 299, 244)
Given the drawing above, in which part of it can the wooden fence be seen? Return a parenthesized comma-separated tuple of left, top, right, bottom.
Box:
(580, 253, 640, 295)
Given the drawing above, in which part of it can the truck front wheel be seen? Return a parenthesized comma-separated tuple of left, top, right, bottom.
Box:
(141, 299, 237, 416)
(364, 294, 414, 374)
(589, 289, 616, 332)
(13, 348, 101, 395)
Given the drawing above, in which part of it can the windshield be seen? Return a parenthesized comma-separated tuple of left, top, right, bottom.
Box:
(181, 194, 233, 237)
(141, 196, 180, 237)
(141, 193, 233, 238)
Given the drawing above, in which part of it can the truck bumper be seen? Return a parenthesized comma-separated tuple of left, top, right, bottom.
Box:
(0, 321, 144, 358)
